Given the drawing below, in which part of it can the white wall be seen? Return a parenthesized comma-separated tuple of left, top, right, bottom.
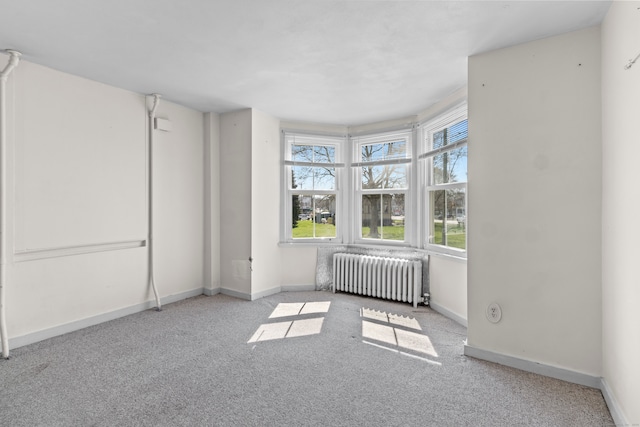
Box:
(204, 112, 221, 293)
(2, 55, 205, 348)
(219, 109, 252, 297)
(467, 27, 602, 377)
(280, 246, 317, 289)
(151, 99, 205, 297)
(429, 255, 467, 326)
(601, 1, 640, 424)
(220, 108, 314, 297)
(250, 109, 282, 298)
(13, 60, 146, 249)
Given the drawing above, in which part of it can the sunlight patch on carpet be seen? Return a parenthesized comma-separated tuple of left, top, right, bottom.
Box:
(360, 307, 438, 359)
(249, 302, 331, 343)
(361, 308, 422, 330)
(248, 318, 325, 343)
(269, 302, 331, 319)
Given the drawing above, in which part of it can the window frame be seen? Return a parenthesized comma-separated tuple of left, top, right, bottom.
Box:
(419, 104, 468, 257)
(351, 129, 414, 246)
(282, 131, 345, 244)
(281, 103, 467, 256)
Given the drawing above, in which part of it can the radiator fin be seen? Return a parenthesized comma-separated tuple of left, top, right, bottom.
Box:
(333, 254, 422, 308)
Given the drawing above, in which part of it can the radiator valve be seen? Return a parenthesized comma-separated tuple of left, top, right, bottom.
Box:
(423, 293, 430, 306)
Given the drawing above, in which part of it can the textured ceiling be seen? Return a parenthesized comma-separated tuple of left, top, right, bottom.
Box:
(0, 1, 610, 125)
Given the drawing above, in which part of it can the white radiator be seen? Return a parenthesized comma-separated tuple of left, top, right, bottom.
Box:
(332, 253, 422, 308)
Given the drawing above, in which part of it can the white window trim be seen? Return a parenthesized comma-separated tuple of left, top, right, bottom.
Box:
(419, 103, 468, 257)
(351, 128, 414, 246)
(281, 103, 467, 253)
(281, 131, 345, 244)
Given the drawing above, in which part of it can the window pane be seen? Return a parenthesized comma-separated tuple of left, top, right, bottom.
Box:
(292, 194, 336, 239)
(361, 194, 405, 241)
(292, 166, 313, 190)
(313, 167, 335, 190)
(433, 130, 446, 151)
(361, 165, 407, 189)
(313, 145, 335, 163)
(432, 145, 467, 184)
(296, 195, 312, 221)
(361, 140, 407, 162)
(292, 144, 313, 162)
(448, 120, 468, 144)
(432, 119, 468, 150)
(292, 166, 335, 190)
(292, 144, 335, 164)
(428, 188, 465, 250)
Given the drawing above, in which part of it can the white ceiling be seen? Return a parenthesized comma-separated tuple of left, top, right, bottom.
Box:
(0, 0, 610, 126)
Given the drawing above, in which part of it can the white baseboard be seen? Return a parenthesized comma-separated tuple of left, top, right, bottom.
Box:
(600, 378, 631, 427)
(251, 287, 282, 300)
(464, 346, 635, 423)
(430, 301, 467, 327)
(9, 288, 205, 351)
(7, 285, 317, 353)
(464, 345, 601, 389)
(281, 284, 316, 292)
(220, 287, 252, 301)
(203, 287, 221, 296)
(214, 285, 317, 301)
(251, 284, 319, 300)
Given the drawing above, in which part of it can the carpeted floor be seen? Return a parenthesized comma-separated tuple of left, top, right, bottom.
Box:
(0, 291, 614, 426)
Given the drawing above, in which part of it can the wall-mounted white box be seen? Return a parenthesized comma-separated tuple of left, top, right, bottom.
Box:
(154, 117, 172, 132)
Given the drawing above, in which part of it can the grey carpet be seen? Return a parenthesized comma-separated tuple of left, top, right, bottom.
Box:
(0, 291, 613, 426)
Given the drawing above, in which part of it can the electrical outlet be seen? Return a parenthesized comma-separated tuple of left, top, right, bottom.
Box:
(486, 302, 502, 323)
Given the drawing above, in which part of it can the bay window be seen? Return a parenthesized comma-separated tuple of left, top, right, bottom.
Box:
(282, 102, 467, 256)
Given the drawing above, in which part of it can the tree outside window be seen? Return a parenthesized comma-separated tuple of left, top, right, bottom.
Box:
(284, 134, 341, 241)
(423, 116, 467, 251)
(357, 134, 410, 242)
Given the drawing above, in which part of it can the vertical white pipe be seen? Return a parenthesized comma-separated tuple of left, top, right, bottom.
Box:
(0, 50, 21, 359)
(148, 94, 162, 311)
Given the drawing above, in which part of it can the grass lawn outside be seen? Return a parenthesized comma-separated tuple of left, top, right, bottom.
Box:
(292, 219, 466, 250)
(433, 221, 466, 249)
(292, 219, 336, 238)
(361, 225, 405, 241)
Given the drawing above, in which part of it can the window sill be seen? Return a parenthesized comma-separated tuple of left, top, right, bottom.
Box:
(278, 240, 342, 248)
(421, 245, 467, 261)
